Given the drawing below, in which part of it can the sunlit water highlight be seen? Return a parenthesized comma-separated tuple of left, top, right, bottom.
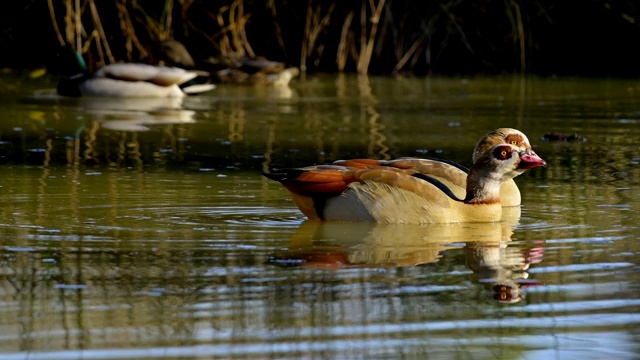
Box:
(0, 74, 638, 359)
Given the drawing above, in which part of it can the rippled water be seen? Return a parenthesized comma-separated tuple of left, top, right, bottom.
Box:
(0, 74, 638, 359)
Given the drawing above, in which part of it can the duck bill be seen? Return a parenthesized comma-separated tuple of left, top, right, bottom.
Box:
(518, 149, 547, 170)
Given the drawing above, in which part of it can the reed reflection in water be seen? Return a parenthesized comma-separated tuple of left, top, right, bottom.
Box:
(0, 181, 548, 359)
(0, 74, 638, 358)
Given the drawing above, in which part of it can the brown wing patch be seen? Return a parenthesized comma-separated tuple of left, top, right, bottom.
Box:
(333, 159, 381, 168)
(286, 170, 349, 195)
(264, 168, 353, 195)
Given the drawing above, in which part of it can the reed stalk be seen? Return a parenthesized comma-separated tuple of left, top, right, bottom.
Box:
(74, 0, 81, 50)
(63, 0, 74, 47)
(337, 11, 355, 72)
(393, 9, 440, 72)
(210, 1, 253, 56)
(301, 1, 335, 73)
(394, 35, 425, 72)
(356, 0, 385, 74)
(47, 0, 65, 46)
(230, 0, 255, 57)
(214, 7, 232, 54)
(44, 1, 543, 75)
(89, 0, 114, 66)
(116, 0, 147, 61)
(505, 0, 526, 74)
(265, 0, 287, 56)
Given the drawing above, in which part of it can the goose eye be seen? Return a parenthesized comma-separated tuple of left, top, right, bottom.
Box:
(493, 146, 512, 159)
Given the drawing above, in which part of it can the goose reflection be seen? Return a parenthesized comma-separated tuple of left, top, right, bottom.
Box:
(465, 237, 544, 303)
(271, 207, 543, 303)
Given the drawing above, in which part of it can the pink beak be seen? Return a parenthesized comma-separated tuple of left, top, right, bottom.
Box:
(518, 149, 547, 169)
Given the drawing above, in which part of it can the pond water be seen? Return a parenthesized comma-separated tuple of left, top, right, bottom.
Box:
(0, 73, 638, 359)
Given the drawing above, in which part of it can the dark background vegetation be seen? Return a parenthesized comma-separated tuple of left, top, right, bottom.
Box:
(1, 0, 640, 77)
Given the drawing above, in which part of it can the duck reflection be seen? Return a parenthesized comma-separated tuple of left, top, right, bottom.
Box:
(78, 96, 196, 132)
(271, 207, 543, 303)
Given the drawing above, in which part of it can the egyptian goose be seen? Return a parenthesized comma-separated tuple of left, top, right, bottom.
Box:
(56, 47, 215, 98)
(330, 128, 536, 207)
(264, 144, 546, 224)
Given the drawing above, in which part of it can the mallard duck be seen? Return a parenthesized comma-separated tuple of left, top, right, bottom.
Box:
(329, 128, 536, 207)
(56, 47, 215, 98)
(264, 143, 546, 224)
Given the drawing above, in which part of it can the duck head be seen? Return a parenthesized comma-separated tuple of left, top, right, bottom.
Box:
(465, 144, 546, 204)
(54, 45, 90, 77)
(472, 128, 544, 177)
(55, 46, 91, 97)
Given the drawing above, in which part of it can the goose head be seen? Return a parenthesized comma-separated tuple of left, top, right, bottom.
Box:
(472, 128, 543, 178)
(465, 144, 546, 204)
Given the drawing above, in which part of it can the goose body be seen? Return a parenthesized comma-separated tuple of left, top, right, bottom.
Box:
(56, 48, 215, 98)
(333, 128, 536, 207)
(264, 144, 546, 224)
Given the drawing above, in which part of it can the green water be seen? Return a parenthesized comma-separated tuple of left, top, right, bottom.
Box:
(0, 73, 638, 359)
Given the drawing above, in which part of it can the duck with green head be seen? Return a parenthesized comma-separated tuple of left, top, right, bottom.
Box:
(56, 46, 215, 98)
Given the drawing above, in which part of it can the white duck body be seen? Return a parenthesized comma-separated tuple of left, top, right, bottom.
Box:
(56, 47, 215, 98)
(78, 63, 211, 98)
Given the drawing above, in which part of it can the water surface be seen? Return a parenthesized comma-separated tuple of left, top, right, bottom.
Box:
(0, 74, 638, 359)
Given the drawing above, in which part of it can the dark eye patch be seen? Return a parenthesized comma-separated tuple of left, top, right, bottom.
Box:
(493, 145, 513, 160)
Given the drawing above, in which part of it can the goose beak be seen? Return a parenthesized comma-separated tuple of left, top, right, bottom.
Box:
(518, 149, 547, 169)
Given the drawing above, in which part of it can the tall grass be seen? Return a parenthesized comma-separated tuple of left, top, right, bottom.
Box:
(46, 0, 632, 76)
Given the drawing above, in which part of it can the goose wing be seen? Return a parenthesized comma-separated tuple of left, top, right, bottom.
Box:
(333, 157, 469, 199)
(264, 164, 455, 208)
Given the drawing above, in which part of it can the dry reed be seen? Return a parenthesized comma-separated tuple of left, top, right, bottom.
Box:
(45, 0, 540, 75)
